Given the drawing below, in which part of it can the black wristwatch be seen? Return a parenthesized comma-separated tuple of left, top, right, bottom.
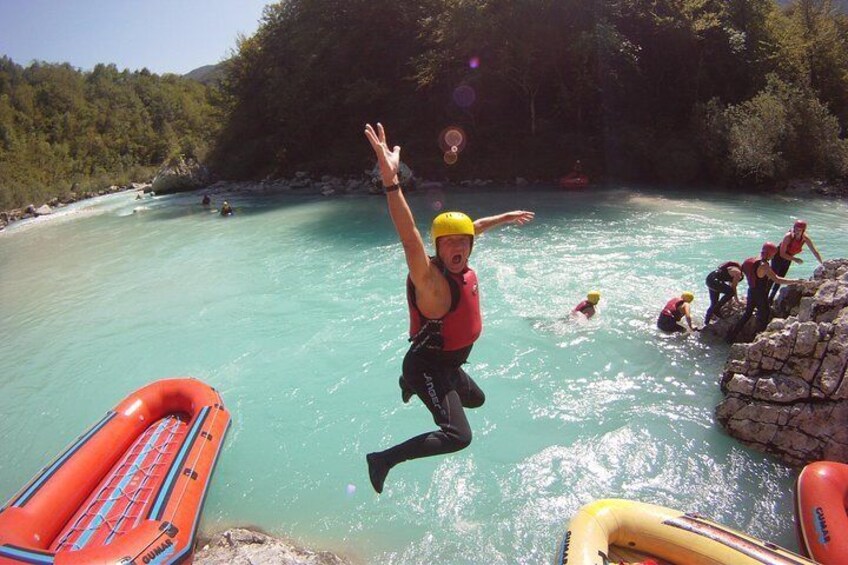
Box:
(384, 183, 400, 193)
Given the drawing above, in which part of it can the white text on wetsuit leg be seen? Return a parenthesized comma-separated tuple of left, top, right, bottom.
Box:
(424, 373, 445, 417)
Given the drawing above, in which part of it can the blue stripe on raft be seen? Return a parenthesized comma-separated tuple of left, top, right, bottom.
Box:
(178, 415, 232, 563)
(12, 411, 117, 508)
(72, 418, 174, 550)
(159, 413, 231, 565)
(0, 545, 55, 564)
(148, 407, 209, 521)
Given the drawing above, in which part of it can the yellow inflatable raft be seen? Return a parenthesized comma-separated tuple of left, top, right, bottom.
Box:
(557, 499, 813, 565)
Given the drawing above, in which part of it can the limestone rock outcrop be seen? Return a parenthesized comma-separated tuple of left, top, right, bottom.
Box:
(715, 259, 848, 466)
(152, 156, 210, 194)
(194, 528, 350, 565)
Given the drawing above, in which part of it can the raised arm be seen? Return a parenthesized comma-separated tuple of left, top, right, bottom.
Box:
(805, 235, 824, 264)
(473, 210, 535, 235)
(364, 123, 432, 287)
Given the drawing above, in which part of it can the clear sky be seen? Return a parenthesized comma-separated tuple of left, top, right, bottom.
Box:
(0, 0, 269, 75)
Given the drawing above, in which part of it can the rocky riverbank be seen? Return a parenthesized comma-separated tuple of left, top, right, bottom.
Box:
(712, 259, 848, 466)
(194, 528, 351, 565)
(0, 182, 151, 231)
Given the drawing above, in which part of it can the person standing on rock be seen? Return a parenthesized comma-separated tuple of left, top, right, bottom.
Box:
(727, 242, 807, 343)
(363, 122, 534, 494)
(768, 219, 823, 303)
(704, 261, 743, 325)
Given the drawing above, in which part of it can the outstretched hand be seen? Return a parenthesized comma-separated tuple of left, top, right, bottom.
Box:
(364, 123, 400, 187)
(505, 210, 535, 225)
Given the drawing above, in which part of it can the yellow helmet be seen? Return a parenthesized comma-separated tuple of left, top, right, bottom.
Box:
(431, 211, 475, 247)
(681, 291, 695, 303)
(587, 290, 601, 304)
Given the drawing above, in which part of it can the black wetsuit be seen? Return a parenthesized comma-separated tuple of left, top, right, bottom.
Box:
(704, 262, 740, 324)
(388, 346, 485, 466)
(768, 255, 793, 302)
(368, 260, 485, 492)
(728, 258, 770, 341)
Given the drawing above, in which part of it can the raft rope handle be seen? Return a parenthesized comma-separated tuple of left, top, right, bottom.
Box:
(55, 417, 183, 551)
(109, 418, 185, 541)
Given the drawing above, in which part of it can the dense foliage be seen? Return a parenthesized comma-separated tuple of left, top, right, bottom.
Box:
(2, 0, 846, 211)
(0, 58, 219, 209)
(210, 0, 848, 186)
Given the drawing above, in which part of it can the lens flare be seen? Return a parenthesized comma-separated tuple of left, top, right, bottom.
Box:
(428, 188, 445, 210)
(444, 151, 459, 165)
(438, 126, 467, 155)
(469, 56, 480, 69)
(444, 129, 463, 148)
(452, 85, 476, 108)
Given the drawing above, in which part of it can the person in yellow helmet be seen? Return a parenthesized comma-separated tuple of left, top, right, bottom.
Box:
(572, 291, 601, 319)
(657, 291, 699, 333)
(363, 122, 534, 494)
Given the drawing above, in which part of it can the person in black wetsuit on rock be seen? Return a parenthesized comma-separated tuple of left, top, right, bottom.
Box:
(726, 242, 807, 343)
(363, 122, 534, 494)
(703, 261, 743, 326)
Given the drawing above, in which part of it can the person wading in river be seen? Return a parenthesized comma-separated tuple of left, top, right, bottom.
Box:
(363, 122, 534, 494)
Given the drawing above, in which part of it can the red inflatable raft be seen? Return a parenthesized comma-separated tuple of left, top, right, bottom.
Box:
(559, 174, 589, 189)
(0, 377, 231, 565)
(795, 460, 848, 564)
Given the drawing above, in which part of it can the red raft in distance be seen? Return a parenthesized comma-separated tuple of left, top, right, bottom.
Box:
(0, 377, 231, 565)
(795, 460, 848, 565)
(559, 174, 589, 189)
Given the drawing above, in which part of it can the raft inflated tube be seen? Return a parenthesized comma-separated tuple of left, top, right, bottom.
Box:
(0, 377, 231, 565)
(557, 499, 813, 565)
(795, 461, 848, 564)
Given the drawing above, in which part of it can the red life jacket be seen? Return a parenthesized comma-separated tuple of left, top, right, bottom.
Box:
(407, 262, 482, 352)
(784, 231, 804, 256)
(573, 300, 593, 315)
(742, 256, 766, 289)
(661, 298, 684, 320)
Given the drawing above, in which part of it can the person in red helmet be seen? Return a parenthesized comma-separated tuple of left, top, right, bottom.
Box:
(768, 219, 823, 302)
(363, 122, 535, 494)
(727, 242, 806, 343)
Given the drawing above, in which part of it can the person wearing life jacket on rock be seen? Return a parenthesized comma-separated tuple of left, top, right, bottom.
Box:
(703, 261, 743, 325)
(363, 122, 534, 494)
(572, 291, 601, 319)
(726, 241, 807, 343)
(768, 219, 823, 303)
(657, 291, 699, 333)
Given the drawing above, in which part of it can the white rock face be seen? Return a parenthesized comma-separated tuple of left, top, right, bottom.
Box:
(715, 259, 848, 466)
(194, 528, 350, 565)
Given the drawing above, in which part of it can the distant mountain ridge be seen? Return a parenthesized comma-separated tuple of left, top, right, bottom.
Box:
(183, 64, 223, 85)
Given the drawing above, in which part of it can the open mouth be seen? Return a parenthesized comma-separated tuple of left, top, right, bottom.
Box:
(451, 254, 462, 265)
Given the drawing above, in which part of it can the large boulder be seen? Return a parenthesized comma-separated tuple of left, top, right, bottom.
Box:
(715, 259, 848, 466)
(194, 528, 349, 565)
(152, 156, 210, 194)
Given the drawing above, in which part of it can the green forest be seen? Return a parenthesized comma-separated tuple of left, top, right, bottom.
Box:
(3, 0, 848, 210)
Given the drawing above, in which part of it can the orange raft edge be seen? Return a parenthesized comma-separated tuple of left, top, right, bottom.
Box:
(0, 377, 231, 565)
(795, 460, 848, 565)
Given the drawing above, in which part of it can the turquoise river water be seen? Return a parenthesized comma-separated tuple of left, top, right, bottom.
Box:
(0, 186, 846, 564)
